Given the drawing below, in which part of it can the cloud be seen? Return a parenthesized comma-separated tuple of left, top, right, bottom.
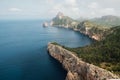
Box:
(100, 8, 116, 15)
(88, 2, 99, 9)
(9, 8, 22, 12)
(89, 8, 116, 18)
(65, 0, 77, 7)
(49, 0, 80, 18)
(45, 0, 119, 19)
(87, 2, 117, 18)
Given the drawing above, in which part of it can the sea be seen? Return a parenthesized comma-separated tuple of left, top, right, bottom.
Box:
(0, 20, 93, 80)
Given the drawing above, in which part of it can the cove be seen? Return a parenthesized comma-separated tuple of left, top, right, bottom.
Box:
(0, 20, 93, 80)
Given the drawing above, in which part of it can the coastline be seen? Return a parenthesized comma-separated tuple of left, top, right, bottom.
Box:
(51, 25, 99, 41)
(47, 43, 119, 80)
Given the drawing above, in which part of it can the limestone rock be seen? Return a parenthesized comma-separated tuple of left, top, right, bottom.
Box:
(47, 43, 119, 80)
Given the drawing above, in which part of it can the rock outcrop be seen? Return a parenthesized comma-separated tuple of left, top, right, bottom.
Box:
(47, 43, 119, 80)
(51, 13, 110, 41)
(43, 22, 49, 27)
(49, 12, 78, 28)
(43, 12, 116, 41)
(74, 21, 110, 41)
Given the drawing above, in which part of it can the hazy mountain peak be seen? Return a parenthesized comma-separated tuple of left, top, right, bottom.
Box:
(101, 15, 119, 20)
(56, 12, 64, 19)
(91, 15, 120, 27)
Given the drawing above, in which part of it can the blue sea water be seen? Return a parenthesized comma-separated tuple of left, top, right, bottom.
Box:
(0, 20, 93, 80)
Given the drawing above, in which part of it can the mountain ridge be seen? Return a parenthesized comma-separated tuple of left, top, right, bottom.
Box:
(50, 12, 78, 28)
(90, 15, 120, 27)
(43, 12, 120, 41)
(46, 13, 120, 79)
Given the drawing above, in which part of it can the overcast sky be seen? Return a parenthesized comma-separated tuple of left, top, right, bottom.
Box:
(0, 0, 120, 19)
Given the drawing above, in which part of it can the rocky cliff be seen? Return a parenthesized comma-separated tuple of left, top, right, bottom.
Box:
(51, 12, 78, 28)
(74, 21, 110, 41)
(47, 43, 119, 80)
(50, 13, 110, 41)
(44, 13, 118, 41)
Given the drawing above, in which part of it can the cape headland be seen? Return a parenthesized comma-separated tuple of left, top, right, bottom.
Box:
(45, 12, 120, 80)
(47, 42, 119, 80)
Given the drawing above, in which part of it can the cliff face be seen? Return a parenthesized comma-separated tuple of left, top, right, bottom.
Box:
(47, 43, 119, 80)
(43, 12, 111, 41)
(51, 12, 78, 28)
(50, 12, 111, 41)
(74, 21, 110, 41)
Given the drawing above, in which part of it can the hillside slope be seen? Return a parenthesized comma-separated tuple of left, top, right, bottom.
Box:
(65, 26, 120, 75)
(48, 13, 114, 40)
(48, 43, 119, 80)
(51, 12, 78, 28)
(75, 20, 110, 40)
(91, 15, 120, 27)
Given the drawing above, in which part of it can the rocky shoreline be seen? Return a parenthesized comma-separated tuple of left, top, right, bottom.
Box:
(47, 43, 119, 80)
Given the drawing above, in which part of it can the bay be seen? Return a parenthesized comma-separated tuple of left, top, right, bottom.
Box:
(0, 20, 93, 80)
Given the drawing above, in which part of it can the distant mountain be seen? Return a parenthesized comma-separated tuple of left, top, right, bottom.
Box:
(76, 17, 88, 22)
(44, 13, 120, 40)
(50, 12, 79, 28)
(91, 15, 120, 27)
(48, 13, 114, 40)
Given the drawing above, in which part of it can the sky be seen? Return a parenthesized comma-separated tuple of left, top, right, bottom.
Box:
(0, 0, 120, 20)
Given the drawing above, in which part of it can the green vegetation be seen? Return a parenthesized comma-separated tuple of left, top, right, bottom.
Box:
(91, 15, 120, 27)
(52, 16, 74, 26)
(77, 20, 110, 29)
(76, 21, 110, 40)
(64, 26, 120, 75)
(51, 12, 79, 28)
(51, 42, 66, 48)
(51, 42, 60, 45)
(51, 13, 120, 29)
(50, 14, 120, 75)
